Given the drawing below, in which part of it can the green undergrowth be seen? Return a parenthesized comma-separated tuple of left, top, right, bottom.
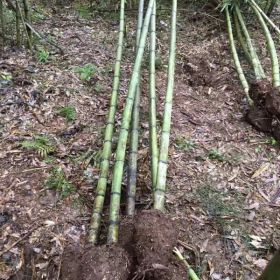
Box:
(57, 106, 76, 122)
(21, 135, 56, 158)
(196, 185, 244, 233)
(44, 166, 76, 198)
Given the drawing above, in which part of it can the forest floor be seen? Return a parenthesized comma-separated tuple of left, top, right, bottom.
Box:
(1, 1, 280, 280)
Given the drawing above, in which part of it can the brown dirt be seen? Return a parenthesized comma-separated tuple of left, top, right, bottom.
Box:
(265, 88, 280, 117)
(133, 210, 178, 279)
(249, 80, 273, 105)
(245, 105, 272, 132)
(61, 244, 132, 280)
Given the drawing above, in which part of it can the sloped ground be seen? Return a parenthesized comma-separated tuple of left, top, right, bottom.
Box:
(0, 2, 280, 279)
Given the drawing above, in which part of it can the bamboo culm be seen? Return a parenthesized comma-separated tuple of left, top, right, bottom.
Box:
(250, 2, 280, 87)
(225, 6, 253, 106)
(234, 5, 265, 80)
(153, 0, 177, 211)
(127, 0, 144, 217)
(234, 12, 253, 66)
(149, 1, 158, 191)
(89, 0, 126, 244)
(108, 0, 155, 244)
(249, 0, 280, 36)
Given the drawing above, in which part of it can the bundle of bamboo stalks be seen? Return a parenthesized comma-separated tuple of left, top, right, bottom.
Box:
(89, 0, 177, 243)
(221, 0, 280, 138)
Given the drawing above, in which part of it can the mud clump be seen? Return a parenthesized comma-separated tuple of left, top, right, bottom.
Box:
(133, 210, 178, 280)
(81, 245, 132, 280)
(265, 88, 280, 117)
(249, 80, 272, 105)
(61, 244, 83, 280)
(61, 244, 132, 280)
(245, 105, 272, 133)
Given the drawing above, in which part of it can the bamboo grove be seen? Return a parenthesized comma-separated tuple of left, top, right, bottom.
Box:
(89, 0, 178, 244)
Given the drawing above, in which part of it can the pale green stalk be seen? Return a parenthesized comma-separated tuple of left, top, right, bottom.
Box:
(127, 0, 144, 216)
(89, 0, 125, 244)
(235, 5, 265, 79)
(250, 2, 280, 87)
(225, 6, 253, 105)
(108, 0, 155, 244)
(153, 0, 177, 211)
(250, 0, 280, 36)
(149, 1, 158, 191)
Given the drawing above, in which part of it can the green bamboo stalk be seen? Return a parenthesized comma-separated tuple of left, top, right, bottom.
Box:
(149, 1, 158, 191)
(250, 0, 280, 36)
(126, 0, 144, 217)
(107, 0, 155, 244)
(88, 0, 126, 244)
(235, 5, 265, 80)
(173, 248, 200, 280)
(153, 0, 177, 211)
(0, 0, 5, 47)
(234, 12, 252, 65)
(225, 6, 253, 106)
(250, 2, 280, 87)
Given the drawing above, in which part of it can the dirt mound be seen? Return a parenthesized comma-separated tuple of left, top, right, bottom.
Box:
(61, 244, 132, 280)
(249, 80, 272, 105)
(246, 81, 280, 141)
(60, 210, 182, 280)
(265, 88, 280, 117)
(245, 105, 272, 133)
(133, 210, 178, 280)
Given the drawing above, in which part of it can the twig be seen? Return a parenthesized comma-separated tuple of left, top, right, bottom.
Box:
(0, 224, 41, 257)
(24, 22, 64, 54)
(173, 247, 200, 280)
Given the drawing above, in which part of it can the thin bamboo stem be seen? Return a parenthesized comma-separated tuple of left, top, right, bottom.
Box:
(107, 0, 155, 244)
(250, 0, 280, 36)
(88, 0, 126, 244)
(267, 0, 277, 16)
(153, 0, 177, 211)
(234, 5, 265, 80)
(225, 6, 253, 106)
(15, 0, 32, 50)
(22, 0, 32, 44)
(149, 1, 158, 191)
(173, 248, 200, 280)
(127, 0, 144, 217)
(234, 12, 253, 66)
(250, 2, 280, 87)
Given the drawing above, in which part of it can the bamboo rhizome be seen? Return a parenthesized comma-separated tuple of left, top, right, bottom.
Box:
(250, 1, 280, 87)
(153, 0, 177, 211)
(149, 1, 158, 191)
(89, 0, 126, 244)
(127, 0, 144, 217)
(225, 6, 253, 106)
(107, 0, 156, 244)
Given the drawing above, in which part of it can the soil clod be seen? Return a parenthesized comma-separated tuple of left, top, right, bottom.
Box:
(245, 106, 272, 132)
(133, 210, 178, 279)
